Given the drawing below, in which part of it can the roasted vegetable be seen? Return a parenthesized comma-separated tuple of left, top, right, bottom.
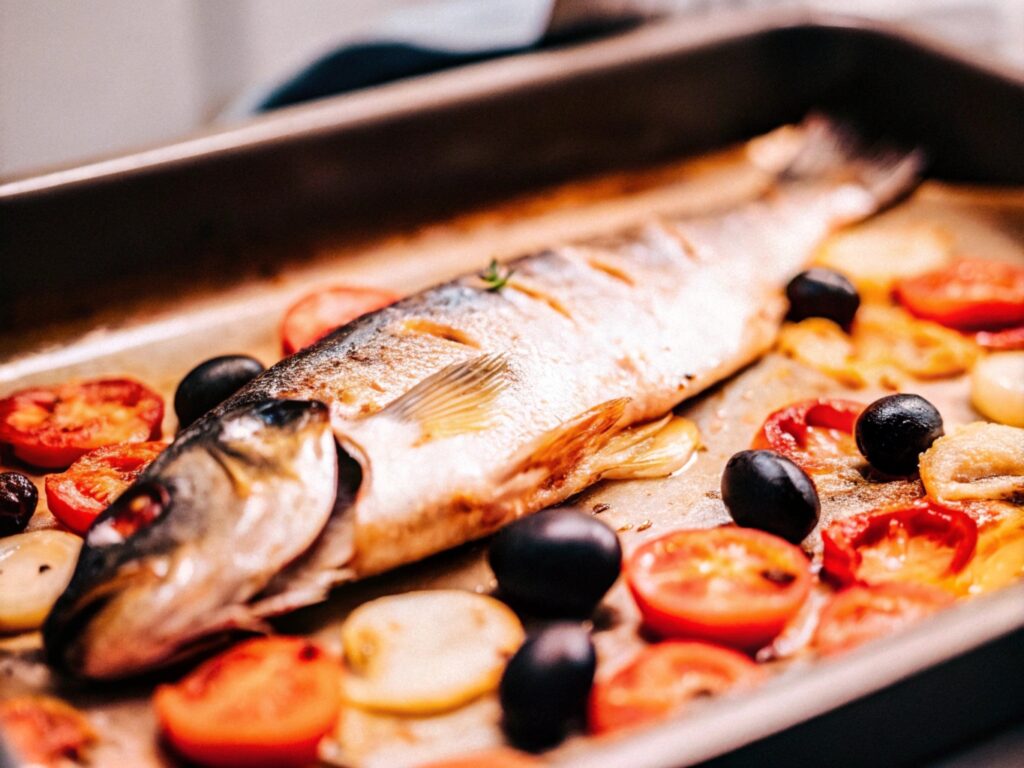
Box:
(340, 590, 524, 715)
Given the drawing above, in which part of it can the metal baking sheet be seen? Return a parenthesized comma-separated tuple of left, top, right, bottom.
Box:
(2, 9, 1024, 768)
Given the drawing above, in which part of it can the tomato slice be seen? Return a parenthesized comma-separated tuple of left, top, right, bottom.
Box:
(813, 582, 953, 656)
(588, 641, 762, 734)
(44, 441, 165, 534)
(0, 695, 96, 765)
(975, 325, 1024, 351)
(418, 749, 540, 767)
(154, 637, 342, 768)
(751, 398, 864, 472)
(281, 286, 399, 355)
(0, 379, 164, 469)
(625, 527, 812, 649)
(894, 259, 1024, 331)
(821, 499, 978, 588)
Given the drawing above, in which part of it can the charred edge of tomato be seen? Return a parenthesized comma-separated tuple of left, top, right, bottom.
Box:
(821, 499, 979, 587)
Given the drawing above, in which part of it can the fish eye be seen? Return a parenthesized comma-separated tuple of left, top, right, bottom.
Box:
(250, 399, 327, 428)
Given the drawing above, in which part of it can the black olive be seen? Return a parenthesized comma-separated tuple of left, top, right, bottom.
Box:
(499, 623, 596, 750)
(855, 394, 944, 476)
(174, 355, 265, 429)
(721, 450, 820, 544)
(0, 471, 38, 536)
(489, 509, 621, 617)
(785, 268, 861, 327)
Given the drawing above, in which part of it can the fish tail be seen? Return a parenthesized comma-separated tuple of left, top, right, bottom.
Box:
(751, 114, 924, 210)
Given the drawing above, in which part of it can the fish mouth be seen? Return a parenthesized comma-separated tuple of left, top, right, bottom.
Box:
(43, 589, 114, 676)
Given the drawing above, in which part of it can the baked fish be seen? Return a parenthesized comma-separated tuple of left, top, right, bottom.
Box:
(44, 119, 921, 678)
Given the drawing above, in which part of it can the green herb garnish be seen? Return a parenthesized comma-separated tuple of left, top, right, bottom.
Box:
(481, 259, 514, 292)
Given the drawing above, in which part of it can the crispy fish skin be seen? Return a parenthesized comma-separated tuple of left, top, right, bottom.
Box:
(44, 121, 921, 678)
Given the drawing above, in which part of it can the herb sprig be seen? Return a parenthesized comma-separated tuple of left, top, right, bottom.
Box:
(481, 259, 515, 292)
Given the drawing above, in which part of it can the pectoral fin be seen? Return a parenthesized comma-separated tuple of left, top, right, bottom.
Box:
(384, 353, 509, 443)
(503, 398, 631, 490)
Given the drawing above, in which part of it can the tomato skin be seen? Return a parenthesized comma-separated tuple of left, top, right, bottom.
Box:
(588, 641, 762, 734)
(0, 695, 96, 765)
(894, 259, 1024, 331)
(0, 379, 163, 469)
(154, 637, 342, 768)
(821, 499, 978, 588)
(626, 527, 812, 650)
(752, 398, 864, 472)
(281, 286, 399, 355)
(44, 441, 165, 534)
(975, 325, 1024, 351)
(813, 583, 953, 656)
(419, 749, 539, 767)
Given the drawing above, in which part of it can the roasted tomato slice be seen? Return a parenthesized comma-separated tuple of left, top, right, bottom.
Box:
(0, 379, 164, 469)
(588, 641, 762, 734)
(44, 441, 165, 534)
(821, 499, 978, 588)
(154, 637, 342, 768)
(975, 325, 1024, 351)
(894, 259, 1024, 331)
(0, 695, 96, 765)
(752, 398, 864, 472)
(626, 527, 812, 649)
(813, 582, 953, 656)
(418, 749, 540, 767)
(281, 285, 399, 355)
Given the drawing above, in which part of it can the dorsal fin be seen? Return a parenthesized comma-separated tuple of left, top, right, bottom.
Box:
(384, 352, 509, 443)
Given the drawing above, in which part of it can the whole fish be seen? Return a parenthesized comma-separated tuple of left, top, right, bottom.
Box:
(44, 119, 920, 678)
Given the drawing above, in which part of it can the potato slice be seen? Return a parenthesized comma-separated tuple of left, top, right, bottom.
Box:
(955, 512, 1024, 595)
(854, 305, 979, 381)
(596, 414, 701, 480)
(777, 318, 866, 387)
(341, 590, 524, 715)
(972, 352, 1024, 427)
(0, 530, 82, 632)
(778, 307, 978, 389)
(920, 422, 1024, 503)
(814, 225, 953, 298)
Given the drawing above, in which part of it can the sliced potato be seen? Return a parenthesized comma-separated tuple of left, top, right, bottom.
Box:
(341, 590, 524, 715)
(854, 305, 979, 380)
(956, 512, 1024, 595)
(778, 307, 978, 388)
(814, 224, 953, 297)
(972, 352, 1024, 427)
(920, 422, 1024, 503)
(777, 318, 866, 387)
(597, 414, 701, 480)
(0, 530, 82, 633)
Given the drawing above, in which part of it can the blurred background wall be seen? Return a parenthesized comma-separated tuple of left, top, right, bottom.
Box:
(1, 0, 1022, 178)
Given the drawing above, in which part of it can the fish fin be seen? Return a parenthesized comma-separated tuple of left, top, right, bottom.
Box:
(502, 398, 630, 490)
(592, 413, 701, 480)
(779, 114, 923, 208)
(384, 352, 509, 442)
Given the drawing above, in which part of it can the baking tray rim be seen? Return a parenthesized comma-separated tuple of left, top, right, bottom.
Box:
(2, 8, 1022, 200)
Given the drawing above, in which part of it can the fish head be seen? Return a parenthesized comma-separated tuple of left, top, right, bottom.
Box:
(43, 398, 340, 679)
